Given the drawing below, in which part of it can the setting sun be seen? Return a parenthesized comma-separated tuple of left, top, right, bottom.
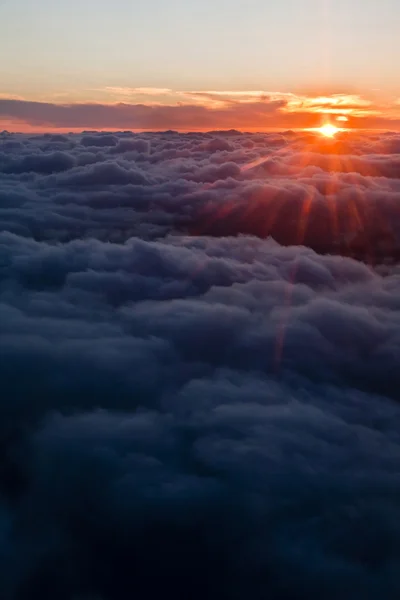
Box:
(318, 123, 340, 137)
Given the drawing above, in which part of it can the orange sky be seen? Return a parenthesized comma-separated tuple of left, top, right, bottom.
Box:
(1, 89, 400, 133)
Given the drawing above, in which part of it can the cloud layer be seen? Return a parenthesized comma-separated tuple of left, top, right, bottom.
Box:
(1, 90, 400, 132)
(1, 130, 400, 599)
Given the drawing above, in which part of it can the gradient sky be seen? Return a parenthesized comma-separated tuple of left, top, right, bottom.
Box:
(0, 0, 399, 130)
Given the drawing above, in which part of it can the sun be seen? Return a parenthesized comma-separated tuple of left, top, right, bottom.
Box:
(318, 123, 339, 137)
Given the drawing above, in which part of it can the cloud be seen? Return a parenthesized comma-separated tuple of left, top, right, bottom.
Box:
(0, 150, 76, 175)
(1, 130, 400, 598)
(1, 92, 400, 132)
(185, 91, 378, 117)
(104, 87, 173, 96)
(0, 98, 289, 131)
(80, 134, 118, 148)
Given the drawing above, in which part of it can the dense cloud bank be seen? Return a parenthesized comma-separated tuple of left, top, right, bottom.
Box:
(1, 130, 400, 599)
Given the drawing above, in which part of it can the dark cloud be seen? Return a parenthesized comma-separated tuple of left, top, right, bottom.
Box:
(55, 161, 151, 187)
(1, 131, 400, 599)
(2, 97, 400, 133)
(0, 97, 300, 131)
(81, 135, 118, 148)
(110, 138, 150, 154)
(0, 151, 75, 175)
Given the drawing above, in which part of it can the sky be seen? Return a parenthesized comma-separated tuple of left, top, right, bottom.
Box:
(0, 0, 399, 130)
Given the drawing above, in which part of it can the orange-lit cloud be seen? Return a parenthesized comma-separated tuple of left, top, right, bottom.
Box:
(1, 89, 400, 132)
(183, 91, 381, 118)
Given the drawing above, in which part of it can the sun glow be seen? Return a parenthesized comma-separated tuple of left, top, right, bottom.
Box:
(318, 123, 340, 137)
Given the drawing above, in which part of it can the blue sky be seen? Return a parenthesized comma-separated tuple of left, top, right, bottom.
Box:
(0, 0, 398, 99)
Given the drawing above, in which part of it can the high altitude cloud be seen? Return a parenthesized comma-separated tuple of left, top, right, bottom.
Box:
(1, 130, 400, 599)
(1, 91, 400, 131)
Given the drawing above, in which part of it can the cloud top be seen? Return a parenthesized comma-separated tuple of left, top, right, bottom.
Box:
(1, 130, 400, 598)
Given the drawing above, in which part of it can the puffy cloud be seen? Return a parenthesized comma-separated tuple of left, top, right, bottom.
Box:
(81, 134, 118, 148)
(0, 151, 75, 175)
(1, 130, 400, 598)
(55, 161, 152, 187)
